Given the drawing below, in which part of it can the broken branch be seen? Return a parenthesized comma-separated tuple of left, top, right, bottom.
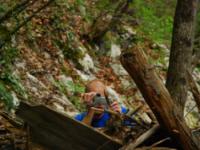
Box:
(120, 48, 200, 149)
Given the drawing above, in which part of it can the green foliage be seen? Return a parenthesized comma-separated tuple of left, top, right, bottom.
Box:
(65, 80, 85, 94)
(0, 46, 19, 68)
(54, 29, 85, 70)
(52, 78, 85, 95)
(0, 81, 14, 110)
(0, 46, 26, 109)
(132, 0, 175, 44)
(51, 77, 85, 111)
(95, 0, 115, 12)
(65, 80, 85, 111)
(0, 72, 27, 98)
(76, 0, 84, 6)
(0, 3, 8, 16)
(0, 25, 10, 42)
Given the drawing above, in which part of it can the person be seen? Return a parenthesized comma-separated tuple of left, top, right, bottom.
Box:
(75, 79, 127, 128)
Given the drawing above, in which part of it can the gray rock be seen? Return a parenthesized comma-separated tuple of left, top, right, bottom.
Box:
(110, 44, 121, 59)
(78, 54, 95, 73)
(110, 63, 128, 76)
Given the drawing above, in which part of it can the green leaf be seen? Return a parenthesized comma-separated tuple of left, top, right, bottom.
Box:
(0, 82, 14, 110)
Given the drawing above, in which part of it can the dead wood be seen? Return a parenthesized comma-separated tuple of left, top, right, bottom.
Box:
(166, 0, 199, 114)
(121, 124, 159, 150)
(16, 102, 122, 150)
(0, 0, 32, 23)
(84, 0, 131, 43)
(0, 0, 55, 49)
(120, 48, 200, 150)
(134, 147, 176, 150)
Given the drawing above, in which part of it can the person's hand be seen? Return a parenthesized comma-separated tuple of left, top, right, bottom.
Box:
(110, 101, 121, 113)
(81, 92, 97, 106)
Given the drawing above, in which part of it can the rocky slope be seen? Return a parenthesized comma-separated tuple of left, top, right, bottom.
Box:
(0, 0, 199, 129)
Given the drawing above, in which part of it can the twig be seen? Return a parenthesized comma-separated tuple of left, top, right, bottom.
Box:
(0, 111, 23, 128)
(150, 137, 171, 147)
(0, 0, 55, 49)
(0, 0, 39, 23)
(120, 124, 160, 150)
(184, 104, 197, 118)
(10, 0, 55, 36)
(85, 0, 132, 42)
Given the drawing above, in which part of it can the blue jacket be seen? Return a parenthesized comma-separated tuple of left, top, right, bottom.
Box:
(75, 107, 127, 128)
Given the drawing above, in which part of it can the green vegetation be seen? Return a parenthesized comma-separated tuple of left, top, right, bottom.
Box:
(0, 46, 19, 68)
(54, 32, 84, 62)
(52, 78, 85, 111)
(0, 45, 26, 110)
(0, 82, 14, 110)
(0, 72, 27, 98)
(132, 0, 175, 44)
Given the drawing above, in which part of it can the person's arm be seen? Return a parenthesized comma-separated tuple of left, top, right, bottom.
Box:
(105, 87, 123, 113)
(110, 101, 121, 113)
(74, 112, 86, 121)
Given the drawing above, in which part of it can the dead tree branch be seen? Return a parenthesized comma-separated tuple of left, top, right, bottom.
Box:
(0, 0, 55, 49)
(84, 0, 132, 43)
(0, 0, 39, 23)
(120, 48, 200, 149)
(121, 124, 160, 150)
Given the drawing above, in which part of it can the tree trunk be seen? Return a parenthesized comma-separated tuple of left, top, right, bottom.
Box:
(166, 0, 198, 114)
(83, 0, 131, 43)
(120, 48, 200, 150)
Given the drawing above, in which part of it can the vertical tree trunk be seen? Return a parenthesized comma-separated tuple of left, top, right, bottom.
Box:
(120, 48, 200, 150)
(83, 0, 131, 43)
(166, 0, 198, 114)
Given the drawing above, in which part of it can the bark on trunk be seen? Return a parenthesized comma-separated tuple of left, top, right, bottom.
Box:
(120, 48, 200, 150)
(166, 0, 198, 114)
(83, 0, 131, 43)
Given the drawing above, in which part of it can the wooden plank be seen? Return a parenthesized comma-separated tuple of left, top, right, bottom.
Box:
(16, 102, 122, 150)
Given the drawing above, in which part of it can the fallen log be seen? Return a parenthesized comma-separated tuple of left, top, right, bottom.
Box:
(120, 47, 200, 150)
(16, 102, 122, 150)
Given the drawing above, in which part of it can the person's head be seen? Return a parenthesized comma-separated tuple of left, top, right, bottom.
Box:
(85, 79, 106, 97)
(85, 79, 108, 113)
